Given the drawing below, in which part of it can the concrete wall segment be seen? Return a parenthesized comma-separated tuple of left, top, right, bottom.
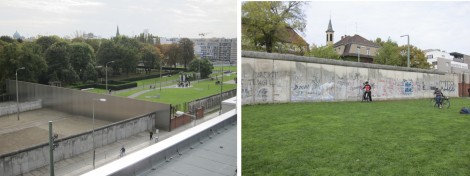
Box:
(242, 51, 459, 105)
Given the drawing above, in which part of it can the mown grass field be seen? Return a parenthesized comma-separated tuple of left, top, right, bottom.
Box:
(242, 98, 470, 176)
(85, 67, 237, 105)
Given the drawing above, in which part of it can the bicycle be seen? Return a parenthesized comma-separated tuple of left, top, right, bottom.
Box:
(430, 96, 450, 109)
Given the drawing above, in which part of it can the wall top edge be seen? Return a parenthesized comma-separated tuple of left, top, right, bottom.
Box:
(242, 51, 446, 75)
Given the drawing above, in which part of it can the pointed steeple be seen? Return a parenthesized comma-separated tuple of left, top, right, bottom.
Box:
(326, 18, 335, 45)
(326, 19, 334, 33)
(116, 26, 120, 37)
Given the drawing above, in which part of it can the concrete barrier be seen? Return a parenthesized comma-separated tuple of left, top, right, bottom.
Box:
(0, 112, 156, 176)
(0, 100, 42, 116)
(242, 51, 459, 104)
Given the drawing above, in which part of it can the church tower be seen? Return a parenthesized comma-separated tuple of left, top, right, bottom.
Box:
(326, 18, 334, 45)
(116, 26, 120, 37)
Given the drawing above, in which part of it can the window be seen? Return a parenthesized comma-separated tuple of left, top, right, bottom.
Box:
(330, 34, 333, 41)
(427, 55, 433, 59)
(366, 48, 370, 55)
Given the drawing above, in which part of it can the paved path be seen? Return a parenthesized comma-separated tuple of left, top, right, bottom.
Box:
(24, 111, 224, 176)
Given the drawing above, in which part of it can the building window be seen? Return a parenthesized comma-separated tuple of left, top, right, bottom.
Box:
(427, 55, 433, 59)
(366, 48, 370, 55)
(329, 34, 333, 41)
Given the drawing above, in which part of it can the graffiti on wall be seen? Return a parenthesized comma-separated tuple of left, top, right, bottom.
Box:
(403, 80, 413, 95)
(440, 81, 456, 92)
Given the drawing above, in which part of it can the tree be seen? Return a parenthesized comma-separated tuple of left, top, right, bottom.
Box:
(374, 39, 401, 66)
(17, 42, 48, 83)
(188, 58, 214, 79)
(69, 42, 97, 82)
(140, 44, 162, 74)
(36, 35, 62, 53)
(114, 36, 141, 76)
(178, 38, 194, 69)
(158, 43, 180, 68)
(0, 36, 15, 43)
(96, 40, 119, 76)
(44, 41, 78, 85)
(399, 45, 431, 69)
(242, 1, 307, 53)
(305, 45, 340, 59)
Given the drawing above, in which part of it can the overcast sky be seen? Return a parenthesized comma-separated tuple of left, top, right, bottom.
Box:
(304, 1, 470, 55)
(0, 0, 237, 39)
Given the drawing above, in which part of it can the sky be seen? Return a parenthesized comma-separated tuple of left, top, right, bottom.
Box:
(303, 1, 470, 55)
(0, 0, 237, 39)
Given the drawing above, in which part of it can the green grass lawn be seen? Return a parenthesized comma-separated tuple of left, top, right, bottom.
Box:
(135, 73, 236, 105)
(243, 98, 470, 176)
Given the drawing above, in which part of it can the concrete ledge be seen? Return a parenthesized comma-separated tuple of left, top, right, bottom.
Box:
(82, 109, 237, 176)
(242, 51, 445, 74)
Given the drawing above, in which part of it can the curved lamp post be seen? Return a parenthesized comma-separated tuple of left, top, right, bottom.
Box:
(16, 67, 25, 121)
(92, 98, 106, 169)
(106, 61, 115, 93)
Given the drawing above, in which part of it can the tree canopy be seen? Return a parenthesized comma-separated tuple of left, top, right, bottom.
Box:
(188, 58, 214, 79)
(242, 1, 308, 53)
(305, 45, 340, 60)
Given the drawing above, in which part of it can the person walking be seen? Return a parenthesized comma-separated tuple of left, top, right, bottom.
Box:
(120, 146, 126, 157)
(363, 81, 372, 102)
(149, 131, 153, 140)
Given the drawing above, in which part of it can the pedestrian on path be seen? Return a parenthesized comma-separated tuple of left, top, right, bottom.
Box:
(149, 131, 153, 140)
(120, 146, 126, 157)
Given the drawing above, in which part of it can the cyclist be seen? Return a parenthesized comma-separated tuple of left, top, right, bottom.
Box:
(434, 88, 444, 108)
(363, 81, 372, 102)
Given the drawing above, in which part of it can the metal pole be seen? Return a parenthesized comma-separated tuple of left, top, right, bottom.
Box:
(105, 64, 108, 92)
(160, 61, 162, 93)
(16, 71, 19, 121)
(49, 121, 55, 176)
(106, 61, 115, 93)
(92, 101, 96, 169)
(407, 35, 410, 68)
(16, 67, 24, 121)
(357, 47, 360, 62)
(219, 61, 223, 115)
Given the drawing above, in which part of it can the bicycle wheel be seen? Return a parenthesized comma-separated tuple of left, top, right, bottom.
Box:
(430, 98, 436, 107)
(442, 99, 450, 109)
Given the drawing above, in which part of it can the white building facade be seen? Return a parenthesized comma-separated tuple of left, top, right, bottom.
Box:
(424, 49, 468, 73)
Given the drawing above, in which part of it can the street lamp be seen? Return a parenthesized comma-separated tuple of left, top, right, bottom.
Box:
(400, 35, 410, 67)
(16, 67, 25, 121)
(219, 43, 224, 115)
(106, 61, 115, 93)
(92, 98, 106, 169)
(357, 46, 365, 62)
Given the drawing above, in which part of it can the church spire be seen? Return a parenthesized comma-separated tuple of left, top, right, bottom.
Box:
(326, 18, 334, 45)
(116, 25, 120, 37)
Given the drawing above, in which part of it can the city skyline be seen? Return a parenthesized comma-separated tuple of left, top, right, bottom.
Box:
(304, 1, 470, 55)
(0, 0, 237, 39)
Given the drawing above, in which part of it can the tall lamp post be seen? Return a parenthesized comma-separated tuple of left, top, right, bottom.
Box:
(92, 98, 106, 169)
(16, 67, 25, 121)
(401, 35, 410, 67)
(357, 46, 365, 62)
(106, 61, 115, 93)
(219, 61, 224, 115)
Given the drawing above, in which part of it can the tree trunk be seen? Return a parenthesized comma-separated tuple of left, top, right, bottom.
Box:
(265, 35, 273, 53)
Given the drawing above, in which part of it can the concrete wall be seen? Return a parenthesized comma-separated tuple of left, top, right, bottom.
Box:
(0, 100, 42, 116)
(6, 80, 170, 123)
(242, 51, 459, 105)
(0, 112, 156, 176)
